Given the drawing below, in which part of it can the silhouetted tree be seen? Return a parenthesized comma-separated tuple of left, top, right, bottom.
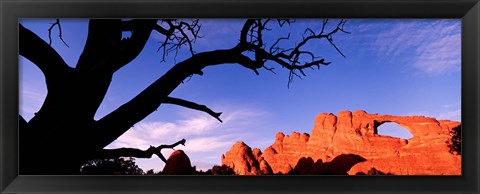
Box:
(80, 157, 144, 175)
(144, 169, 156, 175)
(447, 125, 461, 155)
(211, 165, 235, 175)
(19, 19, 348, 174)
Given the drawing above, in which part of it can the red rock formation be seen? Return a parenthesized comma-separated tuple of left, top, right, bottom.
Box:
(221, 142, 272, 175)
(161, 150, 194, 175)
(222, 110, 461, 175)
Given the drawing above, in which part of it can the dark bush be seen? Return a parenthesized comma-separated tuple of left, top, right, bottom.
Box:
(80, 157, 144, 175)
(211, 165, 235, 175)
(447, 125, 461, 155)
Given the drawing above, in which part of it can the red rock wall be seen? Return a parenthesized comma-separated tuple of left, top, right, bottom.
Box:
(222, 110, 461, 175)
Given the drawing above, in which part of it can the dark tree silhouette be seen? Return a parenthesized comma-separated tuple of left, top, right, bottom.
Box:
(80, 157, 144, 175)
(447, 125, 461, 155)
(19, 19, 348, 174)
(210, 165, 235, 175)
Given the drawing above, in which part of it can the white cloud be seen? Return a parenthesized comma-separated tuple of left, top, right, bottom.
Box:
(412, 32, 461, 75)
(193, 19, 243, 50)
(19, 86, 47, 120)
(150, 19, 243, 54)
(191, 161, 217, 171)
(105, 104, 269, 171)
(183, 136, 235, 153)
(177, 116, 219, 135)
(351, 19, 461, 75)
(442, 100, 461, 108)
(403, 100, 461, 122)
(107, 105, 267, 147)
(437, 109, 461, 121)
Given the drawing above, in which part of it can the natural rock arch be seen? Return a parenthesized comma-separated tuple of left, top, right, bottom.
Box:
(375, 121, 413, 139)
(222, 110, 461, 175)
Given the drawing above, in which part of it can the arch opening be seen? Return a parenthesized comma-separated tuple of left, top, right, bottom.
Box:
(122, 31, 132, 39)
(376, 122, 413, 139)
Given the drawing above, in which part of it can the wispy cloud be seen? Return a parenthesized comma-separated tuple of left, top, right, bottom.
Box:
(150, 19, 243, 53)
(106, 116, 219, 150)
(351, 19, 461, 75)
(19, 86, 47, 120)
(412, 32, 460, 75)
(192, 19, 243, 51)
(106, 104, 269, 171)
(182, 136, 235, 153)
(403, 110, 460, 122)
(437, 109, 461, 121)
(442, 100, 461, 108)
(403, 100, 461, 122)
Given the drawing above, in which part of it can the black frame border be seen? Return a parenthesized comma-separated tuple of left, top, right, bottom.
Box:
(1, 0, 479, 193)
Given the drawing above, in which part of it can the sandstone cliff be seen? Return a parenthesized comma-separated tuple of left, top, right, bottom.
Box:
(222, 110, 461, 175)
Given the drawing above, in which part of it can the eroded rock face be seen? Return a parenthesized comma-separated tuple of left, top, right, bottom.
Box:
(162, 150, 194, 175)
(222, 110, 461, 175)
(221, 142, 272, 175)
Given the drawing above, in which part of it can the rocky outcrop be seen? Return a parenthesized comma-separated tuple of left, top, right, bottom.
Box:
(222, 110, 461, 175)
(221, 142, 272, 175)
(162, 150, 195, 175)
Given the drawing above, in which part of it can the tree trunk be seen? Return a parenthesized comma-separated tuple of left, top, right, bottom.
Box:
(20, 69, 114, 174)
(18, 19, 346, 174)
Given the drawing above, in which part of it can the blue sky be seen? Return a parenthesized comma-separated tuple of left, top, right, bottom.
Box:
(19, 19, 461, 171)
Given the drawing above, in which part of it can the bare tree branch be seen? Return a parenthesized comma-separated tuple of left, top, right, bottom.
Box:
(94, 49, 260, 148)
(153, 19, 201, 62)
(100, 139, 186, 164)
(163, 97, 223, 122)
(19, 24, 72, 82)
(239, 19, 257, 44)
(48, 19, 70, 48)
(237, 19, 349, 87)
(112, 19, 157, 72)
(20, 18, 350, 174)
(76, 19, 156, 73)
(93, 19, 348, 148)
(76, 19, 123, 71)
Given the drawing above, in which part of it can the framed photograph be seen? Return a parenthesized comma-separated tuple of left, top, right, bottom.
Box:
(1, 0, 479, 193)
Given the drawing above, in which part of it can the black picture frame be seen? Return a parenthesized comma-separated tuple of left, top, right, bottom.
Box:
(1, 0, 479, 193)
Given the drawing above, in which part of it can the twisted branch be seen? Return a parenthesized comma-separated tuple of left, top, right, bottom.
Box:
(94, 18, 348, 148)
(48, 19, 70, 48)
(20, 24, 71, 82)
(153, 19, 201, 62)
(100, 139, 186, 164)
(238, 19, 349, 88)
(162, 97, 223, 122)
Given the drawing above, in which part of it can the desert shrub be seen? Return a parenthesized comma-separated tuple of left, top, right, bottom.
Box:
(211, 165, 235, 175)
(447, 125, 461, 155)
(144, 169, 162, 175)
(80, 157, 144, 175)
(194, 169, 212, 175)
